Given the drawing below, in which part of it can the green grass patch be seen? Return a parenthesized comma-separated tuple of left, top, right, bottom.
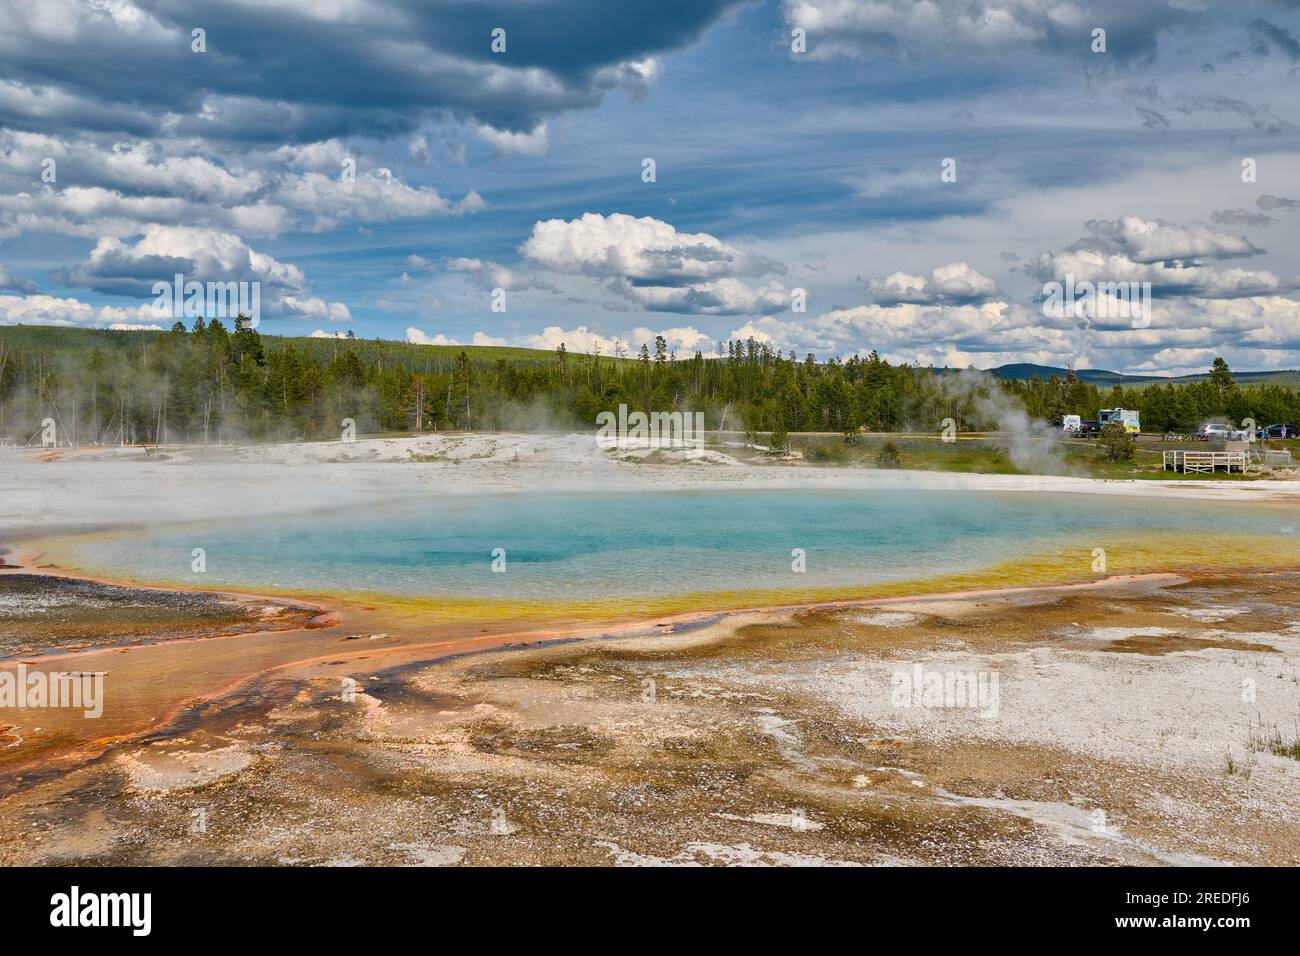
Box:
(1248, 718, 1300, 761)
(795, 435, 1024, 473)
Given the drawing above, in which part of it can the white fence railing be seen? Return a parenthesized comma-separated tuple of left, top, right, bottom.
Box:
(1163, 450, 1248, 473)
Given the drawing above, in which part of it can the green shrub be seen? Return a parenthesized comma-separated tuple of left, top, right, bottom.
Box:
(769, 423, 789, 453)
(1097, 422, 1136, 462)
(803, 439, 851, 462)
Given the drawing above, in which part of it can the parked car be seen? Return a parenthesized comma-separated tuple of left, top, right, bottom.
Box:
(1197, 422, 1249, 441)
(1257, 424, 1299, 439)
(1078, 420, 1102, 438)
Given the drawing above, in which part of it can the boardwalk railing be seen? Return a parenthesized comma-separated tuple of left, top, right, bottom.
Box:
(1163, 450, 1248, 473)
(1257, 448, 1293, 467)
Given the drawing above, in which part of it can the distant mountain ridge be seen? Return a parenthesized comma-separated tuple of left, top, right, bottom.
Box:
(977, 363, 1300, 386)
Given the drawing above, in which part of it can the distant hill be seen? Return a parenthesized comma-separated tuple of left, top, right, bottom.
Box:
(3, 327, 1297, 386)
(980, 363, 1300, 387)
(981, 363, 1155, 385)
(0, 325, 588, 371)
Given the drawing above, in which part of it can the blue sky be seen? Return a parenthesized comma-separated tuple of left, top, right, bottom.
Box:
(2, 0, 1299, 374)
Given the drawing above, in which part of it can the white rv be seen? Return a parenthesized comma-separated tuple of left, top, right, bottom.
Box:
(1098, 408, 1140, 434)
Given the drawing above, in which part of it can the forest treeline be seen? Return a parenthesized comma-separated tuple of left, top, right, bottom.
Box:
(0, 320, 1295, 445)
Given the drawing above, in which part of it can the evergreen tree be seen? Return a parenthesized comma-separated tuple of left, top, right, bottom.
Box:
(452, 351, 473, 428)
(1098, 422, 1136, 462)
(1210, 356, 1234, 396)
(2, 332, 1298, 452)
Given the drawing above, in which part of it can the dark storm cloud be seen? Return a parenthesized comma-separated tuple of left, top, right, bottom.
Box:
(0, 0, 744, 143)
(1248, 17, 1300, 60)
(403, 1, 741, 82)
(50, 250, 192, 296)
(0, 263, 38, 293)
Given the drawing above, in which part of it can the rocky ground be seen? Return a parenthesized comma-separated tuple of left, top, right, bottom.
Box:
(2, 571, 1296, 866)
(0, 573, 321, 657)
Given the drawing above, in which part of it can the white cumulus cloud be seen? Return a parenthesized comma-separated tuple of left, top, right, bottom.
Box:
(868, 261, 998, 305)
